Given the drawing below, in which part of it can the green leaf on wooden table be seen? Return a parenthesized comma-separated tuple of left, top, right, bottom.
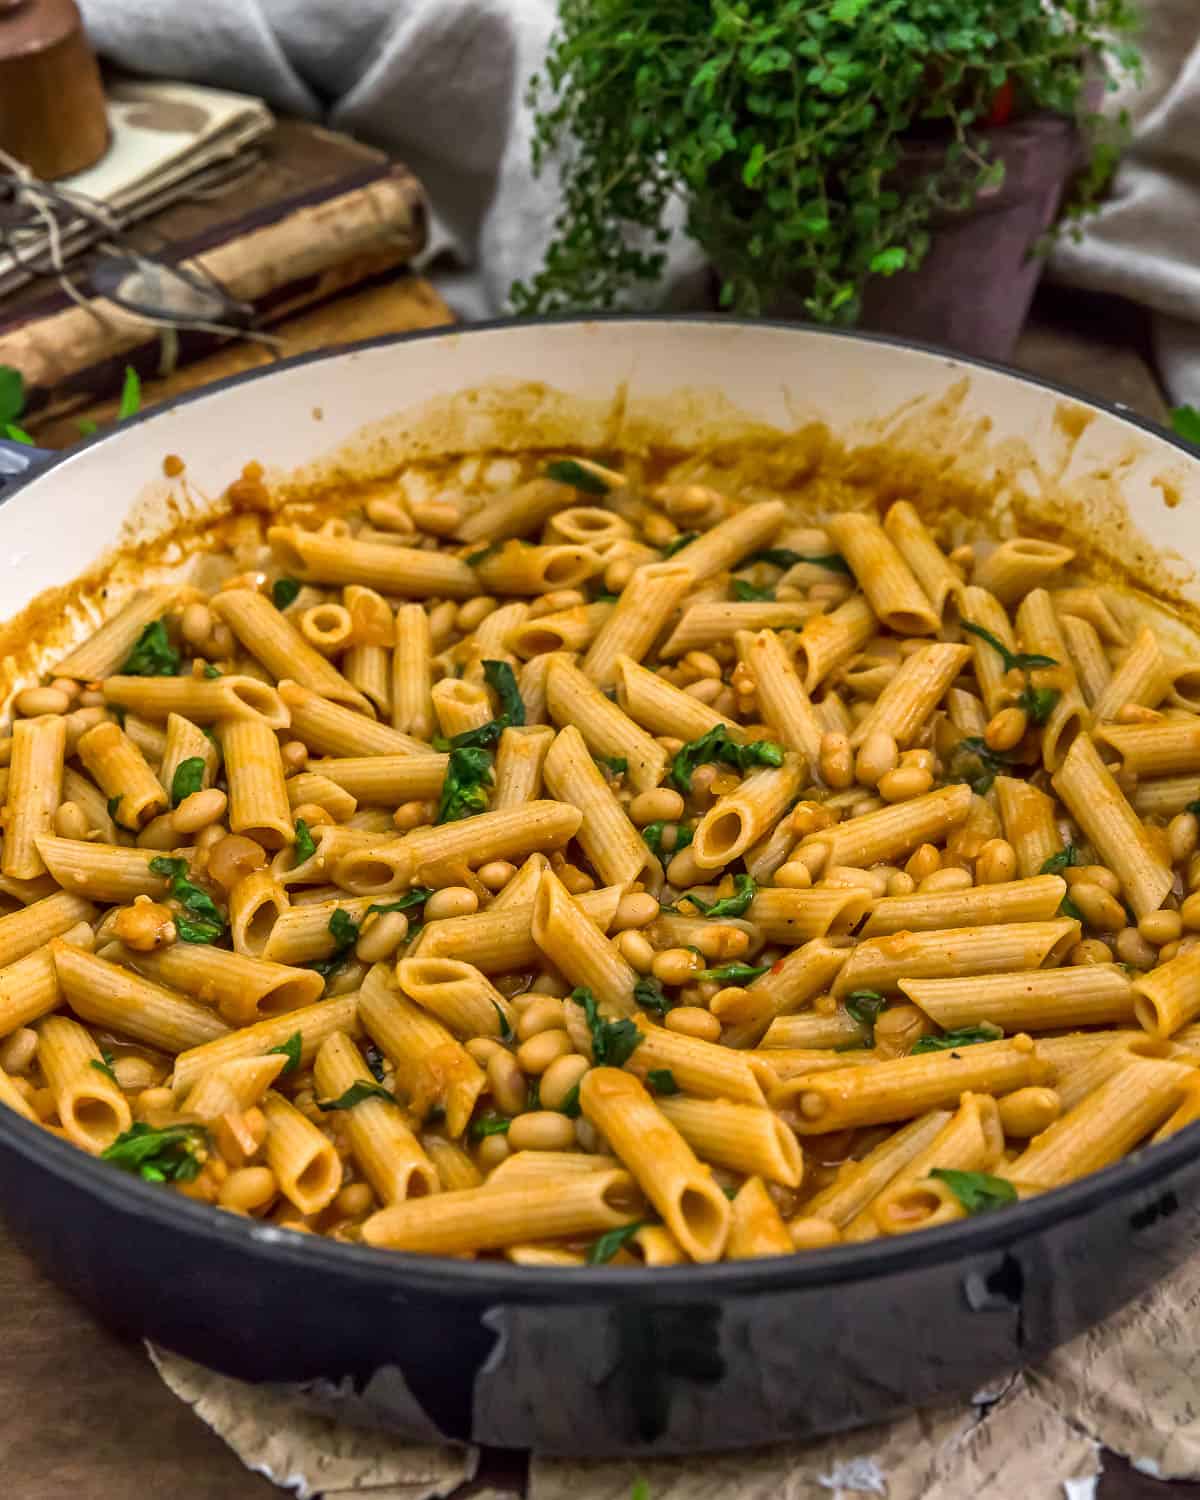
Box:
(117, 365, 142, 421)
(0, 365, 24, 426)
(1171, 405, 1200, 447)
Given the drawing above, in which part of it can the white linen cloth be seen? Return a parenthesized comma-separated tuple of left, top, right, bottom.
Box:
(79, 0, 1200, 400)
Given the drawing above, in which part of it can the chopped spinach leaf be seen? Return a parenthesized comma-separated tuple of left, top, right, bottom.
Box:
(482, 658, 526, 726)
(121, 619, 180, 677)
(731, 578, 775, 602)
(587, 1219, 648, 1264)
(844, 990, 888, 1044)
(545, 457, 610, 495)
(646, 1068, 680, 1096)
(633, 975, 671, 1019)
(367, 888, 433, 915)
(961, 620, 1058, 674)
(107, 794, 124, 826)
(1172, 405, 1200, 447)
(364, 1040, 387, 1082)
(746, 547, 851, 575)
(308, 907, 361, 980)
(930, 1168, 1017, 1215)
(436, 744, 494, 823)
(1017, 682, 1058, 725)
(687, 873, 756, 919)
(558, 1081, 582, 1118)
(598, 755, 628, 775)
(492, 1000, 514, 1041)
(293, 818, 317, 864)
(272, 576, 302, 610)
(669, 725, 784, 794)
(465, 540, 503, 567)
(911, 1023, 1003, 1054)
(572, 986, 643, 1067)
(1040, 846, 1080, 875)
(101, 1122, 208, 1183)
(90, 1048, 119, 1087)
(661, 531, 699, 559)
(266, 1031, 303, 1075)
(170, 756, 206, 807)
(202, 663, 222, 679)
(317, 1081, 395, 1112)
(148, 855, 226, 944)
(1061, 894, 1085, 923)
(470, 1113, 511, 1138)
(949, 735, 1014, 795)
(699, 961, 769, 984)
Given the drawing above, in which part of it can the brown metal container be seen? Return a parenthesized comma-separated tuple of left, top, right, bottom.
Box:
(0, 0, 109, 180)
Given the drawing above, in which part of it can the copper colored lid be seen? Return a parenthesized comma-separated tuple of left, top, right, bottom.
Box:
(0, 0, 82, 62)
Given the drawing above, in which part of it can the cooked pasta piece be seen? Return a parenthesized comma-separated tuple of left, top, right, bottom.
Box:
(3, 716, 66, 879)
(212, 588, 373, 715)
(826, 512, 938, 635)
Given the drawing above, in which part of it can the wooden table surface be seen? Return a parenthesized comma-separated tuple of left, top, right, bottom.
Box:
(2, 285, 1195, 1500)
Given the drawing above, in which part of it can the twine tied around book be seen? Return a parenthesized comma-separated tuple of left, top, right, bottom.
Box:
(0, 145, 282, 374)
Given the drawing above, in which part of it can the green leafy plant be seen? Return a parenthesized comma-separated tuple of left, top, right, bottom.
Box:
(513, 0, 1140, 322)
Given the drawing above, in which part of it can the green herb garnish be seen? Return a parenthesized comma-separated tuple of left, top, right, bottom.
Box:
(633, 975, 671, 1019)
(1061, 894, 1085, 922)
(929, 1168, 1017, 1215)
(5, 423, 34, 445)
(646, 1068, 680, 1096)
(148, 856, 226, 944)
(437, 744, 494, 823)
(317, 1080, 395, 1112)
(699, 961, 770, 984)
(470, 1114, 511, 1138)
(266, 1031, 303, 1075)
(492, 1000, 514, 1041)
(367, 889, 433, 916)
(364, 1041, 387, 1082)
(545, 458, 610, 495)
(746, 548, 852, 575)
(599, 755, 628, 775)
(170, 756, 206, 807)
(121, 619, 180, 677)
(90, 1048, 119, 1087)
(731, 578, 775, 602)
(573, 986, 643, 1067)
(1040, 846, 1080, 875)
(686, 873, 756, 919)
(587, 1219, 648, 1264)
(202, 664, 222, 679)
(482, 658, 526, 727)
(961, 620, 1059, 675)
(1017, 682, 1059, 725)
(911, 1024, 1003, 1054)
(669, 724, 784, 794)
(106, 794, 124, 826)
(844, 990, 888, 1044)
(101, 1122, 208, 1183)
(661, 531, 699, 559)
(950, 735, 1015, 795)
(293, 818, 317, 864)
(272, 577, 302, 610)
(308, 907, 361, 981)
(465, 541, 503, 567)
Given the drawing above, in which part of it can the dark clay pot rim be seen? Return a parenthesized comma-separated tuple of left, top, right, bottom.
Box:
(1, 313, 1197, 1299)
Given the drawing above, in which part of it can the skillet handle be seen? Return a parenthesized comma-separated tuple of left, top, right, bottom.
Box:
(0, 437, 54, 490)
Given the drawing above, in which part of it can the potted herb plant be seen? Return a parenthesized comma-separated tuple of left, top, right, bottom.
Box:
(512, 0, 1141, 361)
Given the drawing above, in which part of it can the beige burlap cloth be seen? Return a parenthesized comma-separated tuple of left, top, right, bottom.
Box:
(146, 1231, 1200, 1500)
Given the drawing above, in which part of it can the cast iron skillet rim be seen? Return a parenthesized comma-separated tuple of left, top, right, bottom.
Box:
(1, 312, 1197, 1295)
(1, 1094, 1198, 1294)
(0, 312, 1193, 515)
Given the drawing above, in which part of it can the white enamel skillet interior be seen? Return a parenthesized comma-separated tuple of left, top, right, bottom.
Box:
(0, 315, 1199, 1296)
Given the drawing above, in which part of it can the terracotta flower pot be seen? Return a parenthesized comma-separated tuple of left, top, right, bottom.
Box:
(858, 112, 1084, 361)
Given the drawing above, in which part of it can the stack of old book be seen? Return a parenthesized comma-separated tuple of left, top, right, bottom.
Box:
(0, 78, 445, 445)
